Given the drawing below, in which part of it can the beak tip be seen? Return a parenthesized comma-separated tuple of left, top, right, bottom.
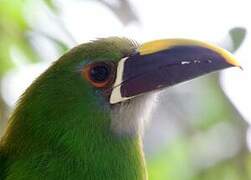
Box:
(222, 53, 241, 70)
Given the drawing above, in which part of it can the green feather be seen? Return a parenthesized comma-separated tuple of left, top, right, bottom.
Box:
(0, 37, 147, 179)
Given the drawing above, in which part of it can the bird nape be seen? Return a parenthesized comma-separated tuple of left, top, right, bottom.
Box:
(0, 37, 240, 180)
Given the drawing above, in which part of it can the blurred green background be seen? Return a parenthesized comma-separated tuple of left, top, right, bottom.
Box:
(0, 0, 251, 179)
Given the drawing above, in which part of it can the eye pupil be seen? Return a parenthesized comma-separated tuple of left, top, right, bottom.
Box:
(90, 64, 110, 82)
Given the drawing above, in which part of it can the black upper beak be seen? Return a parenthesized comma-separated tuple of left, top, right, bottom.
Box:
(110, 39, 240, 104)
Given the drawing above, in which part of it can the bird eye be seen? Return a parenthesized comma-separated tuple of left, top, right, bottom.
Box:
(83, 62, 115, 88)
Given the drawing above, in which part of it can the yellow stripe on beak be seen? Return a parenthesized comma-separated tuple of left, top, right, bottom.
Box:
(138, 39, 241, 68)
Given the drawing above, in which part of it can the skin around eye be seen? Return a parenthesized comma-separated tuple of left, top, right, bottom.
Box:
(82, 62, 116, 88)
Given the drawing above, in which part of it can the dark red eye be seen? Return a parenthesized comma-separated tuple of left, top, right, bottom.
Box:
(83, 62, 115, 88)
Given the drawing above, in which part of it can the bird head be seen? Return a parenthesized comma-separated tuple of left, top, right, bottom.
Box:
(11, 37, 240, 140)
(30, 37, 237, 137)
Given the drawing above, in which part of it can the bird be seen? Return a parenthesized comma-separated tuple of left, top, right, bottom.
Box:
(0, 37, 240, 179)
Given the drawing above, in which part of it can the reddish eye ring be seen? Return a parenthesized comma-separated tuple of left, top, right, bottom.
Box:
(82, 62, 115, 88)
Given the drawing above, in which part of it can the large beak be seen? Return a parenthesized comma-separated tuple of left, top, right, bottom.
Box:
(110, 39, 241, 104)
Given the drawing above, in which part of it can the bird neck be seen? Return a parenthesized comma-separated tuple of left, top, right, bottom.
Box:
(1, 73, 148, 179)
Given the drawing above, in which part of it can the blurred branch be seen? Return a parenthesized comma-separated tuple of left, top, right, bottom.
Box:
(43, 0, 59, 12)
(43, 0, 140, 45)
(43, 0, 77, 46)
(33, 30, 70, 52)
(98, 0, 140, 25)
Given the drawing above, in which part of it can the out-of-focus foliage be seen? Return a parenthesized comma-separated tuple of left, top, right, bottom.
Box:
(0, 0, 35, 130)
(0, 0, 36, 75)
(146, 75, 250, 180)
(0, 0, 250, 180)
(0, 0, 69, 130)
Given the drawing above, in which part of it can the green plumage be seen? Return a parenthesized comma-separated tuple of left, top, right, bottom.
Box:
(0, 38, 147, 179)
(0, 36, 237, 180)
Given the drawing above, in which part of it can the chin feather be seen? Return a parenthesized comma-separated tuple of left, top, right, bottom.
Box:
(110, 92, 159, 137)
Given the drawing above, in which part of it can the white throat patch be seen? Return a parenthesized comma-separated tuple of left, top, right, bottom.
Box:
(110, 92, 158, 137)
